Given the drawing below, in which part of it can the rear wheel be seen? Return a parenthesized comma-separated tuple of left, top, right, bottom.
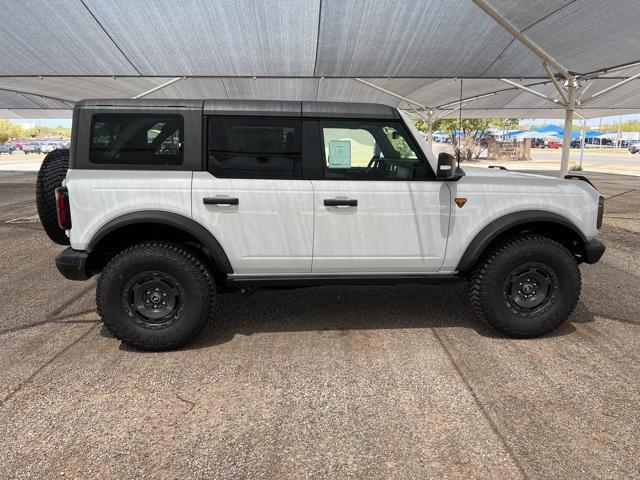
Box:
(36, 149, 70, 245)
(97, 242, 214, 351)
(469, 234, 581, 338)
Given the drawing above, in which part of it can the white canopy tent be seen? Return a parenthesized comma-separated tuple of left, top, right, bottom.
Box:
(2, 0, 640, 173)
(510, 131, 560, 141)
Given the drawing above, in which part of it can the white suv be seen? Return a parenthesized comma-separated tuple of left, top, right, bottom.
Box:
(36, 99, 605, 350)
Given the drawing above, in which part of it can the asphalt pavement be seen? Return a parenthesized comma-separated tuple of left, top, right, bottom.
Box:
(531, 148, 640, 173)
(0, 171, 639, 479)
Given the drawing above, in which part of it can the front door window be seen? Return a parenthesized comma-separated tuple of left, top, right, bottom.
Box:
(320, 120, 430, 181)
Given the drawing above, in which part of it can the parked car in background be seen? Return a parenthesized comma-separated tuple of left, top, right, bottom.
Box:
(40, 143, 56, 154)
(22, 142, 38, 153)
(11, 140, 25, 150)
(545, 140, 562, 149)
(629, 142, 640, 154)
(0, 144, 15, 154)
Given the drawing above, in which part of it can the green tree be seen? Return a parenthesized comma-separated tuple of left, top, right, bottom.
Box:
(0, 119, 23, 143)
(434, 118, 491, 161)
(22, 124, 71, 138)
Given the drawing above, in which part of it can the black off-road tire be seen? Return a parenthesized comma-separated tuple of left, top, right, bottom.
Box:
(469, 234, 581, 338)
(36, 149, 70, 245)
(96, 242, 215, 351)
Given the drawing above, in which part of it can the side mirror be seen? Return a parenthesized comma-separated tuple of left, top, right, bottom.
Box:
(436, 152, 457, 179)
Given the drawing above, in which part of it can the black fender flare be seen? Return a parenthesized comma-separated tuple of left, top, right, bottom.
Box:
(456, 210, 587, 272)
(87, 210, 233, 274)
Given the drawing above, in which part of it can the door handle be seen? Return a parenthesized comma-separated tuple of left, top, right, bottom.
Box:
(324, 198, 357, 207)
(203, 197, 239, 206)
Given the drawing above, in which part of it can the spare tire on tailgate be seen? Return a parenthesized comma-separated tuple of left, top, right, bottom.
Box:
(36, 149, 70, 245)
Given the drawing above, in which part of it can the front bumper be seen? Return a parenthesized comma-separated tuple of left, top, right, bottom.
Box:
(55, 248, 92, 281)
(583, 238, 605, 264)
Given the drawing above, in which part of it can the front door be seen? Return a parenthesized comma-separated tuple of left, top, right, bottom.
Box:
(192, 116, 314, 274)
(311, 119, 450, 273)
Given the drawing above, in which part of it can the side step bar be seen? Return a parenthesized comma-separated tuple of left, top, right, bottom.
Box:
(226, 273, 461, 288)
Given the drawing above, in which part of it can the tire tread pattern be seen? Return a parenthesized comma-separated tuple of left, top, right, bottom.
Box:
(96, 241, 215, 351)
(469, 234, 581, 338)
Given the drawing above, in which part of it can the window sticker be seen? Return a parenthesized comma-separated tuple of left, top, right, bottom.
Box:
(328, 140, 351, 168)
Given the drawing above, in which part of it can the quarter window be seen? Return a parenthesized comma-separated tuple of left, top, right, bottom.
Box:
(320, 120, 428, 180)
(207, 117, 302, 179)
(89, 114, 183, 165)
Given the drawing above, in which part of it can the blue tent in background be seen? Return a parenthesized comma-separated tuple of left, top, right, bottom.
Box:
(533, 125, 601, 140)
(536, 125, 565, 135)
(479, 125, 604, 141)
(502, 129, 525, 139)
(535, 124, 579, 140)
(585, 131, 602, 139)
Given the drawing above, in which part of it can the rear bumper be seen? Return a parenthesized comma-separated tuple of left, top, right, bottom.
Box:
(55, 248, 91, 281)
(583, 238, 605, 264)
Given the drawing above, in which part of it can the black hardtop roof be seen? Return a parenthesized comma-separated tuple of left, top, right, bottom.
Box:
(75, 99, 400, 119)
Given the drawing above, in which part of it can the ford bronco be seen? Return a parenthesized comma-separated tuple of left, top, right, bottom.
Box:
(36, 99, 605, 350)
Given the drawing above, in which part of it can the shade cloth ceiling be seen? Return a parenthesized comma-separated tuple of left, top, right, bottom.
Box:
(1, 0, 639, 119)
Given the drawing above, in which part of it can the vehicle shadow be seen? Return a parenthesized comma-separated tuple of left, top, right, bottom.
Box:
(182, 283, 592, 350)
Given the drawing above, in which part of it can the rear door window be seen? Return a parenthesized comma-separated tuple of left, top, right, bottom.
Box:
(207, 117, 302, 179)
(89, 114, 183, 165)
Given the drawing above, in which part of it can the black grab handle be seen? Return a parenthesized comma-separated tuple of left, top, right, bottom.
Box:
(203, 197, 239, 206)
(324, 198, 357, 207)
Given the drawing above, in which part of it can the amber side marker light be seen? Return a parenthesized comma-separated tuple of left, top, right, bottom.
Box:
(454, 197, 467, 208)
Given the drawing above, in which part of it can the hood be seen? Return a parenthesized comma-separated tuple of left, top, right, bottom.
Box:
(460, 166, 557, 180)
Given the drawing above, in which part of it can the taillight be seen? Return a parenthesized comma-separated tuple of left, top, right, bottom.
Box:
(55, 186, 71, 230)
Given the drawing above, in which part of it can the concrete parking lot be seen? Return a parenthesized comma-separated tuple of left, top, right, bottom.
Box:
(1, 171, 639, 479)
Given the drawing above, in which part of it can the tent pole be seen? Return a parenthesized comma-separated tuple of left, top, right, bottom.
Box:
(0, 86, 75, 105)
(426, 110, 434, 152)
(352, 78, 431, 110)
(579, 71, 640, 105)
(132, 77, 184, 99)
(560, 82, 576, 176)
(543, 63, 568, 104)
(616, 115, 622, 148)
(579, 119, 586, 170)
(499, 79, 562, 106)
(406, 107, 434, 151)
(473, 0, 572, 80)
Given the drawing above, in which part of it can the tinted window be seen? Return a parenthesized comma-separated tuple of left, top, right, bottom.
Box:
(208, 117, 302, 179)
(90, 114, 183, 165)
(320, 120, 429, 180)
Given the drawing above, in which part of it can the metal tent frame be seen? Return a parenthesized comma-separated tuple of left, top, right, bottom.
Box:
(2, 0, 640, 174)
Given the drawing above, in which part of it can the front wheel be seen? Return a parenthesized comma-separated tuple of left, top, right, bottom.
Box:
(469, 234, 581, 338)
(97, 242, 214, 351)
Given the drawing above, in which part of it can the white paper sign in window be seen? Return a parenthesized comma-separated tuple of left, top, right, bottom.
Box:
(328, 140, 351, 168)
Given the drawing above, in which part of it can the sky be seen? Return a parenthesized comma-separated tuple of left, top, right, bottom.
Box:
(13, 119, 72, 128)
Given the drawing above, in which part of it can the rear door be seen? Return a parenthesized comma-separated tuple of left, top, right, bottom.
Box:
(311, 119, 450, 273)
(192, 116, 314, 274)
